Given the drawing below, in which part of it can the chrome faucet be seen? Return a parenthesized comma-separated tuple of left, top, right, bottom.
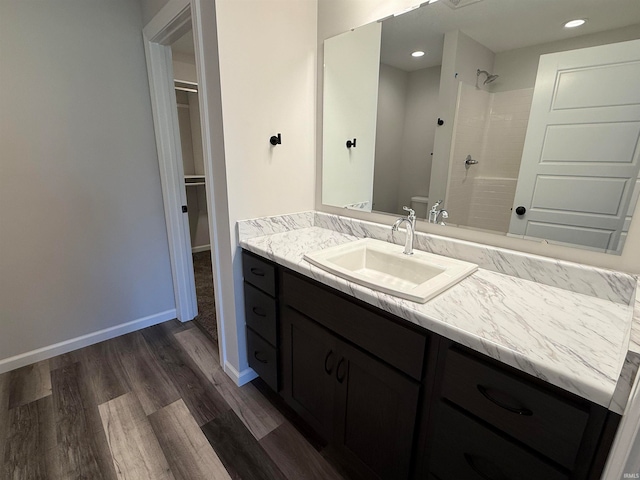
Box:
(428, 200, 448, 225)
(392, 206, 416, 255)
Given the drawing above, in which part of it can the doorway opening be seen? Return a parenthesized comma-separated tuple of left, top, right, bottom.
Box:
(171, 29, 217, 341)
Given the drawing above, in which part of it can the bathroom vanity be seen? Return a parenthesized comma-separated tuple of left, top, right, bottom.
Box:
(238, 212, 640, 480)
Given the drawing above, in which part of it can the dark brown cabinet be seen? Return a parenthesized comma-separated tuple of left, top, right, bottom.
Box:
(428, 402, 570, 480)
(243, 251, 279, 391)
(281, 306, 420, 480)
(281, 306, 337, 440)
(416, 343, 617, 480)
(241, 249, 619, 480)
(439, 347, 590, 470)
(334, 338, 420, 480)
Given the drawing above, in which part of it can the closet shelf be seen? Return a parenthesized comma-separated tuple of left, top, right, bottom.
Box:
(186, 182, 205, 187)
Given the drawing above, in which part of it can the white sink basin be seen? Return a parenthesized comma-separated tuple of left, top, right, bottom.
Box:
(303, 238, 477, 303)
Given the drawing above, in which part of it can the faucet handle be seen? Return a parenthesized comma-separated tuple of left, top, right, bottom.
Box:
(402, 206, 416, 219)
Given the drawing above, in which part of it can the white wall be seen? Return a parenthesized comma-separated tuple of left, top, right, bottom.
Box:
(0, 0, 175, 369)
(322, 22, 381, 209)
(429, 30, 495, 207)
(172, 52, 198, 83)
(215, 0, 317, 376)
(446, 84, 489, 226)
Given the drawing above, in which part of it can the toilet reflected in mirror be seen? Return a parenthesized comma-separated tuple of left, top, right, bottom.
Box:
(411, 196, 430, 220)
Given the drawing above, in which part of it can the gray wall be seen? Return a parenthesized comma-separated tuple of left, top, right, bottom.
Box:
(0, 0, 175, 363)
(397, 65, 440, 212)
(373, 64, 406, 214)
(373, 64, 440, 215)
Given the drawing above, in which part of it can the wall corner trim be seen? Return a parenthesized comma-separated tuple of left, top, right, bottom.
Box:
(224, 361, 259, 387)
(0, 309, 177, 374)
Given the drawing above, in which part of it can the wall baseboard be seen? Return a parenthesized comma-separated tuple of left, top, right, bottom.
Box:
(0, 309, 177, 374)
(191, 244, 211, 253)
(224, 361, 258, 386)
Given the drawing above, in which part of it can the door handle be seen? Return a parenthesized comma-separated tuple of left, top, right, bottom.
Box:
(253, 351, 268, 364)
(251, 306, 267, 317)
(477, 385, 533, 416)
(515, 206, 526, 216)
(336, 357, 346, 383)
(250, 267, 265, 276)
(324, 350, 335, 375)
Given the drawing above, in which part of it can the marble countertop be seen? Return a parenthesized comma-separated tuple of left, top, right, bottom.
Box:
(240, 224, 636, 410)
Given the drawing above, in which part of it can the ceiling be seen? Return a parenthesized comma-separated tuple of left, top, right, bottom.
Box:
(380, 0, 640, 71)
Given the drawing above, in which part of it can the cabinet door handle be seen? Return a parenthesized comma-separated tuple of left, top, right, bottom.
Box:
(254, 351, 268, 364)
(251, 306, 267, 317)
(250, 267, 265, 277)
(463, 453, 511, 480)
(336, 358, 346, 383)
(477, 385, 533, 416)
(324, 350, 335, 375)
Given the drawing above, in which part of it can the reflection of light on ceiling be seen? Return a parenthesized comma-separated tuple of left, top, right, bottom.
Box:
(564, 19, 587, 28)
(412, 51, 426, 57)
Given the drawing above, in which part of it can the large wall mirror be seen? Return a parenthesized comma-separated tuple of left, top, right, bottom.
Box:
(321, 0, 640, 255)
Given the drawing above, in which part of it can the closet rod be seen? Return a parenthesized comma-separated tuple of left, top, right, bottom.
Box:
(174, 80, 198, 94)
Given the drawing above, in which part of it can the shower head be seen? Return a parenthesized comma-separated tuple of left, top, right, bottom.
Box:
(477, 69, 499, 85)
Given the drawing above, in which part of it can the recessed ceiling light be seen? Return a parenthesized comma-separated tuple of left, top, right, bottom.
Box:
(412, 51, 426, 57)
(564, 19, 586, 28)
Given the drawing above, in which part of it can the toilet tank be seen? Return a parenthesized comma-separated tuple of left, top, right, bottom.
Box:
(411, 196, 429, 219)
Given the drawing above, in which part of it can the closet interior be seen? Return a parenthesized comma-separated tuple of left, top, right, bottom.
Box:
(175, 81, 210, 253)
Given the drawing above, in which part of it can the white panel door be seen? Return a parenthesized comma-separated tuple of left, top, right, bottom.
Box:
(322, 22, 382, 210)
(508, 39, 640, 251)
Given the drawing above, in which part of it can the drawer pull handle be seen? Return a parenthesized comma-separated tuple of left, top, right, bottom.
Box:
(250, 267, 265, 277)
(464, 453, 511, 480)
(254, 351, 269, 364)
(324, 350, 335, 375)
(336, 358, 346, 383)
(251, 306, 267, 317)
(477, 385, 533, 416)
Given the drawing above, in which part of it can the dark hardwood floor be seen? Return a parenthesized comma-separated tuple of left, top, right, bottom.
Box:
(0, 320, 345, 480)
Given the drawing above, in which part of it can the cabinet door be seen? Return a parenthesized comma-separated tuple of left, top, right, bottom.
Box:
(281, 307, 337, 440)
(334, 341, 421, 480)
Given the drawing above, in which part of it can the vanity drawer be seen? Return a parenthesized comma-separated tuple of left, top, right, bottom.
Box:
(242, 251, 277, 297)
(440, 347, 589, 469)
(247, 328, 278, 391)
(244, 282, 277, 346)
(282, 271, 426, 381)
(429, 402, 569, 480)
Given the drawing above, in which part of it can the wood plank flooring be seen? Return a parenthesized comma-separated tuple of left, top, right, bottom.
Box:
(0, 320, 348, 480)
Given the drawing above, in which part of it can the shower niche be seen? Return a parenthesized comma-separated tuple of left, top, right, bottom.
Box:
(175, 82, 210, 253)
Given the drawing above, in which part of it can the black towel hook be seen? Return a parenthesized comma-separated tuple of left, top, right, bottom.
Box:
(346, 138, 357, 148)
(270, 133, 282, 146)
